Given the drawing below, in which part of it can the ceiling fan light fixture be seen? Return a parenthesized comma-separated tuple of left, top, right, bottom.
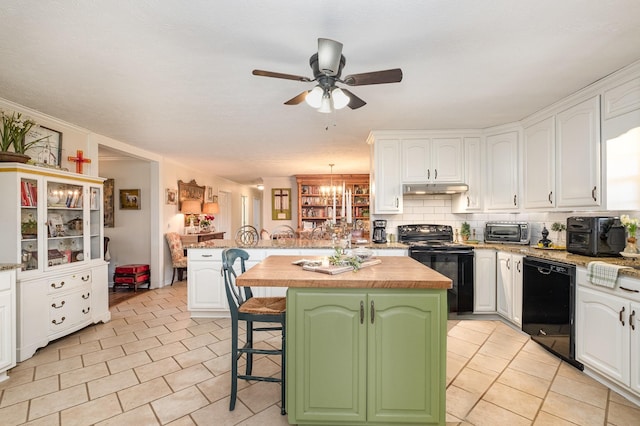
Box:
(332, 87, 350, 109)
(318, 94, 333, 113)
(305, 86, 323, 108)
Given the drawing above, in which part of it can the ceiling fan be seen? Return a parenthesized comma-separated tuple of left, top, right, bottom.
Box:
(252, 38, 403, 112)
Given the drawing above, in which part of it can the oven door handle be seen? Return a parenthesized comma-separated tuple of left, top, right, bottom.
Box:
(537, 267, 552, 275)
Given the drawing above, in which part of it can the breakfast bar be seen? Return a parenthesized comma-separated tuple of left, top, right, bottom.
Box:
(237, 255, 452, 426)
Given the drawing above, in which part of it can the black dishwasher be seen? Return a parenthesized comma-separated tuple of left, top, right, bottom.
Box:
(522, 257, 583, 370)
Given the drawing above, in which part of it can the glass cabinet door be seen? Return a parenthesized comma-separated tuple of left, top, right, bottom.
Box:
(89, 186, 102, 260)
(20, 177, 39, 271)
(46, 180, 85, 269)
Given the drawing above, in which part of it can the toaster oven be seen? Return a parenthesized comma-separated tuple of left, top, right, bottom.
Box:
(484, 222, 530, 245)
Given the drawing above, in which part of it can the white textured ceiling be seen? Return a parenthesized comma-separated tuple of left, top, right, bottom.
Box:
(1, 1, 639, 184)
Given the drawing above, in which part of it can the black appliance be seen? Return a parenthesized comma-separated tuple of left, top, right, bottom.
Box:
(398, 224, 474, 315)
(566, 216, 626, 257)
(522, 257, 583, 370)
(372, 219, 387, 244)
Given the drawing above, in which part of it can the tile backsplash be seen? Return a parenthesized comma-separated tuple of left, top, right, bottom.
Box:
(373, 195, 640, 245)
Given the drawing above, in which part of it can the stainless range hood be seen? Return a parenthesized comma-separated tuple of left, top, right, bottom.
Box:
(403, 183, 469, 195)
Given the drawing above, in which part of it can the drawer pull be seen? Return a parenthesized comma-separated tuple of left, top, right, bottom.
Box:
(51, 301, 65, 309)
(82, 307, 91, 314)
(620, 306, 626, 326)
(631, 310, 636, 331)
(51, 281, 65, 289)
(620, 286, 639, 293)
(52, 317, 66, 325)
(201, 254, 213, 258)
(82, 292, 90, 299)
(81, 275, 90, 281)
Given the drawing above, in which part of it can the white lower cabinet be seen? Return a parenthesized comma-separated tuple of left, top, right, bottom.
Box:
(496, 252, 523, 326)
(576, 269, 640, 396)
(474, 249, 496, 313)
(0, 268, 17, 382)
(17, 264, 110, 362)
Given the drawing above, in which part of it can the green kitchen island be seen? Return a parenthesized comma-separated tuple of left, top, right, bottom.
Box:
(236, 255, 452, 426)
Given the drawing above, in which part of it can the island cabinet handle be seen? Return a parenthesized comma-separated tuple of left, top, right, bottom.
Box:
(631, 310, 636, 331)
(620, 286, 639, 293)
(506, 258, 511, 270)
(427, 169, 430, 180)
(370, 300, 375, 324)
(620, 306, 626, 326)
(360, 301, 364, 324)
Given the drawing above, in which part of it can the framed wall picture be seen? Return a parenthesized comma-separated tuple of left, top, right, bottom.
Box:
(104, 178, 115, 227)
(24, 126, 63, 167)
(120, 189, 141, 210)
(272, 188, 291, 220)
(178, 179, 205, 211)
(166, 188, 177, 205)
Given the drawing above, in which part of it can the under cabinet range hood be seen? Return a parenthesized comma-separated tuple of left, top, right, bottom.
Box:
(403, 183, 469, 195)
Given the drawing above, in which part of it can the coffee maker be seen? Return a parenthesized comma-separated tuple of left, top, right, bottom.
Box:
(372, 220, 387, 244)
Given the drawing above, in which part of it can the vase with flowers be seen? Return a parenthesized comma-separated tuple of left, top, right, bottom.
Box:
(620, 214, 639, 254)
(0, 110, 45, 163)
(199, 214, 215, 232)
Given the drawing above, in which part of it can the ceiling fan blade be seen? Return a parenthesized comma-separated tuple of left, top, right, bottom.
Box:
(341, 88, 367, 109)
(342, 68, 403, 86)
(252, 69, 311, 82)
(284, 91, 308, 105)
(317, 38, 343, 76)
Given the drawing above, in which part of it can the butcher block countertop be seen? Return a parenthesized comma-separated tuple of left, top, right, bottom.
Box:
(236, 255, 452, 290)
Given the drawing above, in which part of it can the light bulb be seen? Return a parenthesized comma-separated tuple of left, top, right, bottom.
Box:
(319, 94, 333, 113)
(305, 86, 323, 108)
(332, 88, 350, 109)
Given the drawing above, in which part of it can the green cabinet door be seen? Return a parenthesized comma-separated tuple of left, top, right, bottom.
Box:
(287, 288, 446, 425)
(367, 291, 445, 424)
(288, 290, 367, 423)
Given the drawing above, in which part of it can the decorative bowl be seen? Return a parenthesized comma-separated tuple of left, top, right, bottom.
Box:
(352, 248, 374, 261)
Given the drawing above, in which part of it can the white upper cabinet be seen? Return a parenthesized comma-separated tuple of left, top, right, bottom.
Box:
(523, 116, 556, 208)
(522, 96, 601, 210)
(452, 137, 482, 213)
(401, 137, 463, 183)
(555, 96, 601, 207)
(486, 131, 520, 210)
(368, 134, 403, 214)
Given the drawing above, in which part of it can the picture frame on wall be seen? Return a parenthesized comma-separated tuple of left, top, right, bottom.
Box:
(177, 179, 205, 211)
(166, 188, 177, 205)
(272, 188, 291, 220)
(120, 189, 141, 210)
(24, 126, 63, 167)
(104, 178, 115, 227)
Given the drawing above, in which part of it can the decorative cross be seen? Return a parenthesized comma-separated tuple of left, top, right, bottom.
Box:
(68, 150, 91, 174)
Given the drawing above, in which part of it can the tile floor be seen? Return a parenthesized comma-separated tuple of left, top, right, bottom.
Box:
(1, 281, 639, 425)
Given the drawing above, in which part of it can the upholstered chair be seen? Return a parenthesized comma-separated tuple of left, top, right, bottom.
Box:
(165, 232, 187, 284)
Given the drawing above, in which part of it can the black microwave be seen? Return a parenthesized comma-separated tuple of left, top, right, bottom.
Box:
(566, 216, 626, 257)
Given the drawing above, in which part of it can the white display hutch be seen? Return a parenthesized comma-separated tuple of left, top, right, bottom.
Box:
(0, 163, 111, 362)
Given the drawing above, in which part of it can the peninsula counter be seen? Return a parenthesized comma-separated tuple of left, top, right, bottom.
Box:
(237, 255, 451, 426)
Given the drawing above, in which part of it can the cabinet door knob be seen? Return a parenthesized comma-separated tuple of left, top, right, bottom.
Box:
(620, 306, 626, 326)
(370, 300, 375, 324)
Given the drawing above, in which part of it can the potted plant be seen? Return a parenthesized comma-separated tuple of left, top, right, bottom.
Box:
(0, 110, 44, 163)
(551, 222, 566, 245)
(21, 217, 38, 238)
(460, 222, 471, 241)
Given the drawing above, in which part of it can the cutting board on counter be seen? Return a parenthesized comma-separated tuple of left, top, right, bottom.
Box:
(302, 258, 382, 275)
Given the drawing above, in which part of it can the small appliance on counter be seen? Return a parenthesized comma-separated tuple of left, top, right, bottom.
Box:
(566, 216, 626, 256)
(372, 220, 387, 244)
(484, 222, 530, 244)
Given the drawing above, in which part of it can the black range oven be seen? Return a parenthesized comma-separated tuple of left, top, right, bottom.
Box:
(399, 224, 474, 315)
